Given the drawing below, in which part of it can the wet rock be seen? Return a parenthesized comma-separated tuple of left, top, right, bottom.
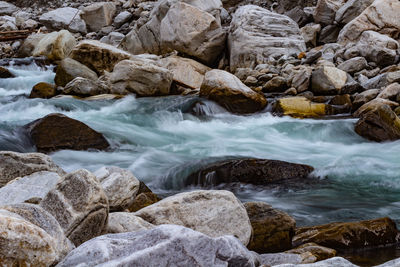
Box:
(355, 104, 400, 142)
(0, 171, 61, 206)
(276, 96, 328, 118)
(62, 77, 110, 96)
(81, 2, 116, 32)
(335, 0, 374, 25)
(352, 89, 380, 111)
(228, 5, 306, 72)
(70, 40, 133, 75)
(1, 203, 74, 263)
(0, 1, 17, 15)
(185, 158, 314, 187)
(121, 0, 225, 65)
(107, 212, 155, 233)
(0, 66, 14, 78)
(354, 97, 399, 117)
(245, 202, 296, 253)
(32, 30, 76, 61)
(313, 0, 345, 25)
(135, 190, 252, 245)
(39, 7, 87, 34)
(338, 0, 400, 45)
(273, 256, 357, 267)
(293, 217, 400, 250)
(200, 69, 267, 114)
(55, 58, 98, 87)
(159, 55, 211, 89)
(286, 243, 337, 261)
(109, 59, 173, 96)
(29, 82, 57, 99)
(40, 169, 109, 246)
(94, 166, 140, 211)
(0, 209, 62, 266)
(337, 57, 368, 74)
(24, 113, 110, 152)
(259, 252, 316, 265)
(57, 225, 260, 267)
(0, 151, 65, 188)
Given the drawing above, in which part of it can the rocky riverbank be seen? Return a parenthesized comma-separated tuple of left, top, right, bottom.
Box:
(0, 0, 400, 266)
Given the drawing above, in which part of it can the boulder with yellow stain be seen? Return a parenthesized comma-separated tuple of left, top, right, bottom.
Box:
(32, 30, 76, 61)
(276, 97, 328, 118)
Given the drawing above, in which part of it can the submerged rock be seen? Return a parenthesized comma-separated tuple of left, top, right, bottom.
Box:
(0, 151, 65, 188)
(135, 190, 252, 245)
(245, 202, 296, 253)
(57, 225, 260, 267)
(24, 113, 110, 152)
(40, 169, 109, 246)
(293, 217, 400, 250)
(94, 166, 140, 211)
(228, 5, 306, 72)
(29, 82, 56, 99)
(185, 158, 314, 187)
(200, 69, 267, 114)
(0, 171, 61, 206)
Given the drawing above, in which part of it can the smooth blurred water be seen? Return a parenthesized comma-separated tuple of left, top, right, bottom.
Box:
(1, 63, 400, 227)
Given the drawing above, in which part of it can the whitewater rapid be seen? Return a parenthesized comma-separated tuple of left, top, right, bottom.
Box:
(1, 62, 399, 226)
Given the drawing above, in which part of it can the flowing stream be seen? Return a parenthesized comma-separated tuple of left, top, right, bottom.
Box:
(1, 61, 400, 231)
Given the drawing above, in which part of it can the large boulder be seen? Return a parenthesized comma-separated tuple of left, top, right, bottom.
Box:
(24, 113, 110, 152)
(121, 0, 225, 65)
(39, 7, 87, 34)
(1, 204, 74, 263)
(276, 97, 328, 118)
(355, 104, 400, 142)
(32, 30, 76, 61)
(108, 59, 173, 96)
(293, 217, 400, 250)
(0, 208, 66, 266)
(94, 166, 140, 211)
(245, 202, 296, 253)
(70, 40, 133, 75)
(313, 0, 346, 25)
(0, 151, 65, 188)
(107, 212, 155, 233)
(57, 225, 260, 267)
(337, 0, 400, 45)
(200, 69, 267, 114)
(40, 169, 109, 246)
(29, 82, 57, 99)
(185, 158, 314, 187)
(17, 33, 46, 57)
(55, 58, 98, 87)
(135, 190, 252, 245)
(0, 1, 17, 15)
(0, 171, 61, 206)
(159, 55, 211, 89)
(228, 5, 306, 72)
(62, 77, 110, 96)
(81, 2, 116, 32)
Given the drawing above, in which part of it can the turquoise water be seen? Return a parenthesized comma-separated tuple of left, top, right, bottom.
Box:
(1, 62, 399, 227)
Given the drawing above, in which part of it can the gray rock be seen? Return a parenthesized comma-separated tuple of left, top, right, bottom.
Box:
(337, 57, 368, 74)
(273, 256, 357, 267)
(1, 203, 74, 263)
(81, 2, 116, 32)
(94, 166, 140, 211)
(301, 23, 321, 48)
(376, 258, 400, 267)
(313, 0, 345, 25)
(353, 89, 380, 110)
(260, 253, 315, 265)
(200, 69, 267, 114)
(0, 171, 61, 206)
(135, 190, 252, 245)
(39, 7, 87, 34)
(62, 77, 110, 96)
(377, 83, 400, 101)
(40, 169, 109, 246)
(335, 0, 374, 25)
(0, 20, 17, 31)
(100, 31, 125, 46)
(311, 66, 348, 95)
(0, 1, 17, 16)
(228, 5, 306, 72)
(107, 212, 154, 233)
(114, 11, 132, 28)
(109, 58, 173, 96)
(55, 58, 99, 87)
(0, 151, 65, 188)
(57, 225, 260, 267)
(318, 25, 340, 44)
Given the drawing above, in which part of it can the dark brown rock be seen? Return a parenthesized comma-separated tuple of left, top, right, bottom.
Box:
(245, 202, 296, 253)
(24, 113, 109, 152)
(29, 82, 56, 99)
(262, 76, 288, 93)
(0, 66, 14, 78)
(185, 158, 314, 187)
(128, 192, 161, 212)
(355, 104, 400, 142)
(293, 217, 400, 251)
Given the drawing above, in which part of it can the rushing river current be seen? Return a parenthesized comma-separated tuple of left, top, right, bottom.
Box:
(1, 61, 400, 230)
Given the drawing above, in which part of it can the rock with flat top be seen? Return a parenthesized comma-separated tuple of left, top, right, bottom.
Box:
(81, 2, 116, 32)
(39, 7, 87, 34)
